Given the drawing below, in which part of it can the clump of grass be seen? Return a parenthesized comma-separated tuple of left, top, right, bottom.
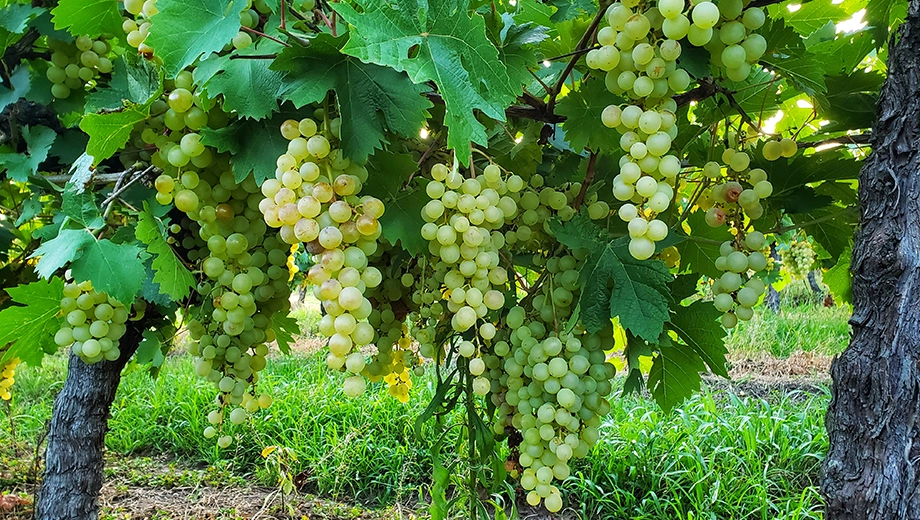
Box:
(1, 351, 830, 518)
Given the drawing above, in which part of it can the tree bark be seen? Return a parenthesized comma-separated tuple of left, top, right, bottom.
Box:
(823, 2, 920, 518)
(35, 319, 148, 520)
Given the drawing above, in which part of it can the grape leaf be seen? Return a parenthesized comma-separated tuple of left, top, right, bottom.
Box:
(51, 0, 122, 38)
(61, 185, 104, 229)
(865, 0, 895, 49)
(0, 66, 31, 113)
(85, 56, 162, 112)
(0, 125, 55, 182)
(0, 277, 64, 367)
(64, 153, 95, 193)
(134, 329, 166, 367)
(30, 228, 94, 279)
(647, 335, 706, 412)
(761, 54, 827, 96)
(70, 239, 145, 304)
(668, 301, 727, 378)
(556, 78, 621, 152)
(200, 112, 297, 183)
(79, 105, 149, 165)
(495, 14, 550, 90)
(272, 312, 299, 355)
(752, 152, 861, 199)
(548, 0, 594, 22)
(672, 210, 733, 279)
(0, 4, 44, 34)
(777, 0, 847, 35)
(135, 206, 195, 301)
(272, 34, 433, 163)
(334, 0, 519, 165)
(362, 151, 429, 256)
(823, 242, 852, 303)
(195, 48, 284, 120)
(549, 215, 671, 342)
(144, 0, 247, 77)
(814, 72, 882, 133)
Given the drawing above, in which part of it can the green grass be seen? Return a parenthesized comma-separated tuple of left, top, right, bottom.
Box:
(726, 282, 851, 358)
(1, 349, 830, 519)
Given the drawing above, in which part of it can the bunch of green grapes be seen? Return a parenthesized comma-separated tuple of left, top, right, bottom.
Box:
(700, 149, 773, 226)
(54, 281, 129, 364)
(762, 137, 799, 161)
(0, 358, 21, 401)
(497, 306, 614, 513)
(781, 239, 815, 279)
(711, 233, 769, 328)
(151, 122, 292, 448)
(687, 0, 767, 81)
(45, 36, 114, 99)
(123, 0, 157, 56)
(259, 113, 386, 399)
(587, 1, 690, 260)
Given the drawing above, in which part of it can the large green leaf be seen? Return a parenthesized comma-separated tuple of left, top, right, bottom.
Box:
(0, 66, 31, 113)
(865, 0, 895, 48)
(550, 216, 671, 342)
(668, 301, 727, 378)
(814, 72, 883, 133)
(144, 0, 247, 77)
(195, 47, 284, 120)
(0, 4, 44, 34)
(761, 54, 827, 96)
(824, 242, 852, 303)
(30, 228, 94, 279)
(0, 125, 56, 182)
(135, 206, 196, 301)
(79, 105, 149, 165)
(648, 336, 706, 412)
(362, 151, 429, 256)
(70, 239, 146, 304)
(51, 0, 122, 38)
(85, 56, 162, 112)
(556, 78, 621, 152)
(334, 0, 519, 165)
(200, 112, 297, 184)
(0, 277, 64, 367)
(272, 34, 433, 163)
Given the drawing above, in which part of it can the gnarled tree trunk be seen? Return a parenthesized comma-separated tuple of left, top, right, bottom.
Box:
(35, 319, 148, 520)
(823, 2, 920, 518)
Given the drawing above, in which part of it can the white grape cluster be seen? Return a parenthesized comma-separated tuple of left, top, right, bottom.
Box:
(699, 149, 773, 226)
(123, 0, 157, 57)
(260, 114, 386, 399)
(587, 1, 689, 260)
(497, 307, 614, 512)
(694, 0, 767, 82)
(762, 137, 798, 161)
(0, 358, 21, 401)
(55, 281, 129, 364)
(45, 36, 114, 99)
(419, 162, 517, 390)
(711, 233, 769, 328)
(781, 239, 815, 279)
(167, 163, 291, 449)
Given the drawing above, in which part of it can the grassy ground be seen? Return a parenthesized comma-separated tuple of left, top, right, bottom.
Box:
(0, 287, 849, 519)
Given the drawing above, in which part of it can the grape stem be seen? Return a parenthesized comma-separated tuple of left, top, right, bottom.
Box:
(547, 2, 611, 114)
(573, 151, 598, 210)
(797, 133, 872, 149)
(313, 8, 336, 37)
(100, 164, 160, 208)
(240, 26, 291, 47)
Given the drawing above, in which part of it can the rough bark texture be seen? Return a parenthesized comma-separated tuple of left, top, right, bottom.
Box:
(35, 319, 147, 520)
(823, 3, 920, 518)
